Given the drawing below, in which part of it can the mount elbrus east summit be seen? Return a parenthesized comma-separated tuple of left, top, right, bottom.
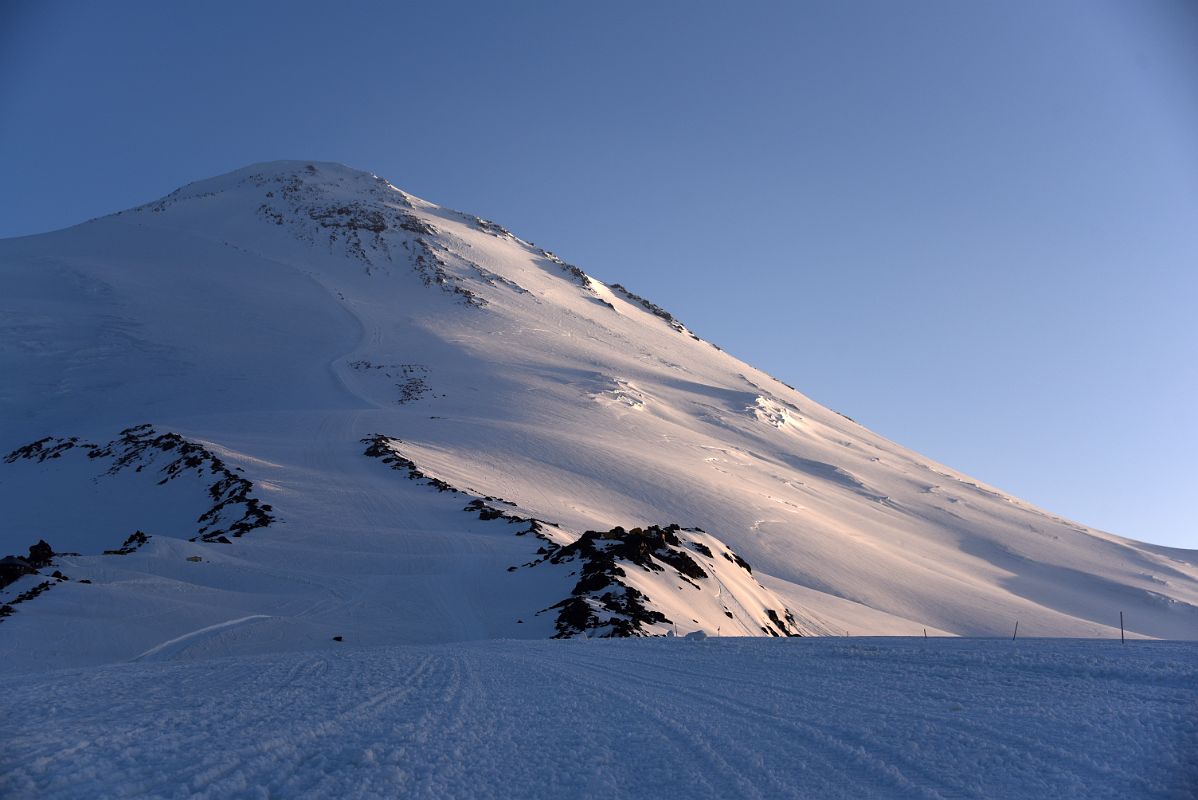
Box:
(2, 161, 1194, 668)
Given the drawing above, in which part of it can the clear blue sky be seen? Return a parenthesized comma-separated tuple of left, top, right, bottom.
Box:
(2, 1, 1195, 547)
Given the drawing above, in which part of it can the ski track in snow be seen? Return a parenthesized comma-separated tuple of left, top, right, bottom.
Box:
(133, 615, 273, 661)
(2, 638, 1194, 800)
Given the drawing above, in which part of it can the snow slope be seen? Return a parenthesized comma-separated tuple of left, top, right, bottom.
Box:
(1, 161, 1196, 669)
(2, 638, 1194, 799)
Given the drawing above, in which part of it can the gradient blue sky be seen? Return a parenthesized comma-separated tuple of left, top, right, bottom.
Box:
(2, 1, 1195, 547)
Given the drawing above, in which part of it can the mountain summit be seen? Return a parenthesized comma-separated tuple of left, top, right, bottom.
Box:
(1, 161, 1194, 669)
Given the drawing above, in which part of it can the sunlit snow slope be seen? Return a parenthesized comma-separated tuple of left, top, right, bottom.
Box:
(1, 161, 1194, 669)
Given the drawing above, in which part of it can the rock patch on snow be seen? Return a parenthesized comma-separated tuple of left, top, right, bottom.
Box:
(363, 434, 805, 640)
(4, 425, 275, 545)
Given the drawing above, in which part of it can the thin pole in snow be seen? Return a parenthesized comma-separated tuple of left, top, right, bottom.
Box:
(1012, 621, 1019, 640)
(1120, 611, 1125, 644)
(923, 628, 927, 639)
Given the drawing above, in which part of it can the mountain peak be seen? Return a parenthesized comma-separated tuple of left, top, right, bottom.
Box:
(2, 158, 1196, 667)
(116, 160, 570, 305)
(174, 160, 403, 194)
(133, 160, 419, 218)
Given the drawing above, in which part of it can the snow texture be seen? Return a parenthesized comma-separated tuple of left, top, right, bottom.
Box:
(2, 638, 1194, 799)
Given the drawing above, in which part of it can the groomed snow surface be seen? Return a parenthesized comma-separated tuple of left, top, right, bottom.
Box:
(3, 638, 1194, 800)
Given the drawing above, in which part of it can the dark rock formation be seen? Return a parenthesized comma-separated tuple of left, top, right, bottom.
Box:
(5, 425, 275, 544)
(610, 283, 701, 340)
(104, 530, 150, 556)
(0, 539, 57, 591)
(362, 433, 801, 639)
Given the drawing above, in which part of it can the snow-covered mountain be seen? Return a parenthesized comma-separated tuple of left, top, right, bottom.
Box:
(1, 161, 1194, 670)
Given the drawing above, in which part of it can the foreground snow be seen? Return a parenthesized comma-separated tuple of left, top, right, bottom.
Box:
(2, 638, 1193, 799)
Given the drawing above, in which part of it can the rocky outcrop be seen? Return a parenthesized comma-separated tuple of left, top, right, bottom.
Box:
(348, 361, 437, 404)
(0, 539, 56, 591)
(527, 524, 800, 638)
(103, 530, 150, 556)
(407, 236, 486, 308)
(363, 434, 803, 639)
(538, 249, 595, 292)
(610, 283, 699, 340)
(4, 425, 274, 544)
(0, 539, 69, 622)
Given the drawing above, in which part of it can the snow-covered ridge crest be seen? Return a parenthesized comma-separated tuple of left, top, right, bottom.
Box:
(136, 160, 416, 212)
(3, 424, 275, 547)
(125, 161, 533, 306)
(0, 425, 277, 625)
(362, 434, 807, 639)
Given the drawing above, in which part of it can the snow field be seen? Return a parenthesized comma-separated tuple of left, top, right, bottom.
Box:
(2, 638, 1194, 800)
